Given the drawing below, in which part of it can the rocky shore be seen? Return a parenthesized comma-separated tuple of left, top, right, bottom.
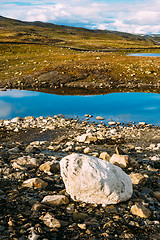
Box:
(0, 115, 160, 239)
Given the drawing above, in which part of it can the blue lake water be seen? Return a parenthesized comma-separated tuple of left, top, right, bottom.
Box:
(128, 53, 160, 57)
(1, 89, 160, 125)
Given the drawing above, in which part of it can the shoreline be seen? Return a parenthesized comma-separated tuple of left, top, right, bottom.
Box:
(1, 84, 160, 96)
(0, 115, 160, 239)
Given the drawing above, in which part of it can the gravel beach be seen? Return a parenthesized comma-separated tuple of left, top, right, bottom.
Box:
(0, 115, 160, 239)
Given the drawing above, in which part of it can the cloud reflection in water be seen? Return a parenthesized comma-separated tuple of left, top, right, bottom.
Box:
(0, 90, 39, 98)
(0, 100, 12, 118)
(0, 90, 160, 125)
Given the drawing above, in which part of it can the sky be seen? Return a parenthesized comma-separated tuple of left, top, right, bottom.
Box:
(0, 0, 160, 34)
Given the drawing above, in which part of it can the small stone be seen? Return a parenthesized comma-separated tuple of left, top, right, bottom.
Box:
(138, 122, 146, 125)
(39, 162, 59, 173)
(127, 144, 135, 150)
(25, 145, 40, 154)
(78, 223, 87, 229)
(14, 127, 19, 132)
(149, 144, 156, 149)
(41, 195, 69, 207)
(40, 212, 61, 228)
(21, 178, 48, 188)
(110, 129, 117, 134)
(86, 133, 97, 142)
(109, 154, 129, 168)
(131, 203, 151, 218)
(75, 146, 83, 151)
(73, 212, 88, 220)
(83, 147, 91, 154)
(8, 218, 15, 227)
(152, 191, 160, 202)
(96, 116, 105, 120)
(12, 156, 40, 169)
(108, 121, 116, 125)
(32, 202, 44, 211)
(115, 146, 125, 155)
(76, 133, 97, 143)
(99, 152, 110, 161)
(151, 156, 160, 161)
(91, 152, 99, 157)
(11, 117, 22, 123)
(28, 227, 40, 240)
(130, 173, 148, 185)
(76, 134, 87, 143)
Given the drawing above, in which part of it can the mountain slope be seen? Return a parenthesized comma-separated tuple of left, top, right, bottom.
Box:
(0, 15, 155, 49)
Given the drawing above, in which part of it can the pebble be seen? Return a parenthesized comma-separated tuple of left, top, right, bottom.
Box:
(131, 203, 151, 218)
(41, 195, 69, 207)
(39, 161, 59, 173)
(83, 147, 91, 154)
(40, 213, 61, 228)
(96, 116, 105, 120)
(108, 121, 116, 125)
(153, 191, 160, 202)
(109, 154, 129, 168)
(130, 172, 148, 185)
(99, 151, 110, 161)
(21, 178, 48, 188)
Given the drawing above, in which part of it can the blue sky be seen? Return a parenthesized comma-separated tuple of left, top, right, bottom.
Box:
(0, 0, 160, 34)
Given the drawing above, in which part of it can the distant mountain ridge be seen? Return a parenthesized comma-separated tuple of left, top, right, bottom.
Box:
(0, 15, 159, 49)
(0, 15, 148, 39)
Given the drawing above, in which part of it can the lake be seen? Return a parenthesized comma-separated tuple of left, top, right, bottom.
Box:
(1, 89, 160, 125)
(128, 53, 160, 57)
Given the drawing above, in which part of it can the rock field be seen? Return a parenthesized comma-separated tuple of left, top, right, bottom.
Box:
(0, 115, 160, 239)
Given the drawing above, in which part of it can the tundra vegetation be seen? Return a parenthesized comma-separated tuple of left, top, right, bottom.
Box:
(0, 16, 160, 94)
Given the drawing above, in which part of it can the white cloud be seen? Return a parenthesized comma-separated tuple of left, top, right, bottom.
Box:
(0, 0, 160, 34)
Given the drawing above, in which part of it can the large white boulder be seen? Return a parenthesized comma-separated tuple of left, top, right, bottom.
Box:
(60, 153, 133, 205)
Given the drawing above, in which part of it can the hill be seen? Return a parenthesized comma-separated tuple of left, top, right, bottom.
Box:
(0, 15, 156, 50)
(0, 16, 160, 94)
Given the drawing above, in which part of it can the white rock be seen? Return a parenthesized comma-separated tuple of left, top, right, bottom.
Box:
(3, 120, 10, 125)
(76, 133, 97, 143)
(151, 155, 160, 161)
(108, 121, 116, 125)
(14, 127, 19, 132)
(96, 116, 105, 120)
(110, 129, 117, 134)
(11, 117, 21, 123)
(76, 134, 87, 143)
(60, 153, 133, 205)
(138, 122, 146, 125)
(149, 144, 156, 149)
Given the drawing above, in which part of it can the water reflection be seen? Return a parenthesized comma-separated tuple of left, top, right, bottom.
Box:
(0, 89, 160, 125)
(0, 100, 12, 118)
(0, 90, 39, 98)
